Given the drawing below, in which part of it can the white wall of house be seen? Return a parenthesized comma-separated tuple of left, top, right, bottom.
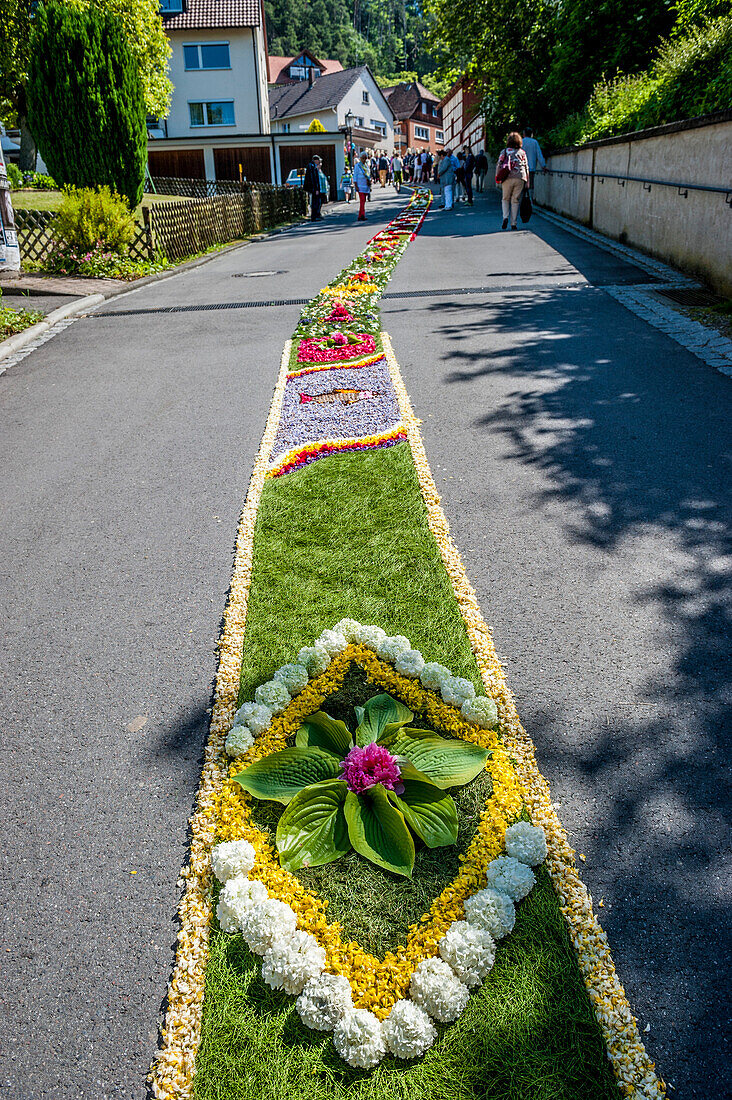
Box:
(272, 71, 394, 149)
(337, 72, 394, 149)
(165, 26, 270, 139)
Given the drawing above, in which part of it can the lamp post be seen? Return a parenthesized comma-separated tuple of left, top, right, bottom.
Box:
(344, 110, 355, 167)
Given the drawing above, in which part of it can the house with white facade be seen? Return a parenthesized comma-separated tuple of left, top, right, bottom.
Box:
(149, 0, 348, 193)
(269, 66, 394, 154)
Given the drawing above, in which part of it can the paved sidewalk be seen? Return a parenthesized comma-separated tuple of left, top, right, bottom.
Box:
(384, 187, 731, 1100)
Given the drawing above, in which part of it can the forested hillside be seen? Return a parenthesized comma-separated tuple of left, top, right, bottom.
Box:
(263, 0, 441, 86)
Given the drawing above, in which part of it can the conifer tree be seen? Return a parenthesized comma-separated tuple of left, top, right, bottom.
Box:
(26, 1, 147, 207)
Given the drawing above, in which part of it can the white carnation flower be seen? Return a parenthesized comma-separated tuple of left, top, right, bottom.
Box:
(356, 624, 387, 650)
(317, 628, 348, 656)
(333, 1009, 386, 1069)
(211, 840, 256, 883)
(273, 663, 309, 695)
(376, 634, 412, 663)
(439, 675, 476, 707)
(225, 725, 255, 758)
(333, 618, 362, 643)
(383, 999, 436, 1059)
(461, 695, 498, 729)
(261, 929, 326, 995)
(240, 898, 297, 955)
(484, 856, 536, 901)
(439, 920, 495, 988)
(233, 700, 274, 736)
(419, 662, 452, 691)
(254, 679, 291, 713)
(216, 875, 268, 933)
(463, 887, 516, 939)
(504, 821, 548, 866)
(296, 644, 331, 677)
(394, 648, 425, 678)
(296, 973, 353, 1030)
(409, 956, 469, 1023)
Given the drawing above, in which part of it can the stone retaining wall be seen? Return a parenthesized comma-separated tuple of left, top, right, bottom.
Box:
(533, 111, 732, 296)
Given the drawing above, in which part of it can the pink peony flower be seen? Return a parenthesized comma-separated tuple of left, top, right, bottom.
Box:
(339, 742, 404, 794)
(331, 331, 348, 346)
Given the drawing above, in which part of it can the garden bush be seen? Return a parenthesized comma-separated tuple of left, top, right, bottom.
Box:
(6, 163, 23, 189)
(51, 186, 136, 254)
(23, 171, 57, 190)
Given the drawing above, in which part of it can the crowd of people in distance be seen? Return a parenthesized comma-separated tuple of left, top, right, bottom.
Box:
(308, 127, 546, 229)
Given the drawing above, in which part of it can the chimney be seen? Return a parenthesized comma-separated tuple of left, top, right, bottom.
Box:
(308, 67, 314, 86)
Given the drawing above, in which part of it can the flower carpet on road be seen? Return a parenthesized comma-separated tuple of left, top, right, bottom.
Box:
(150, 190, 666, 1100)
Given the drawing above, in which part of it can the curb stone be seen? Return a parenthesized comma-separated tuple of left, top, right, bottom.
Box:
(0, 216, 309, 367)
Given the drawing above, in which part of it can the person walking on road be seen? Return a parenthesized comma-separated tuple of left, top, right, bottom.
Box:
(340, 165, 353, 203)
(475, 149, 489, 191)
(353, 152, 371, 221)
(522, 127, 546, 193)
(304, 155, 324, 221)
(495, 132, 529, 230)
(462, 149, 475, 205)
(378, 152, 389, 187)
(437, 149, 456, 210)
(391, 153, 403, 192)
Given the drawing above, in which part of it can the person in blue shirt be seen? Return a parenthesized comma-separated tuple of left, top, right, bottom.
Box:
(522, 128, 546, 193)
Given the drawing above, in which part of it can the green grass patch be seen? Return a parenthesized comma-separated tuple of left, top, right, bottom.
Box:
(196, 867, 619, 1100)
(11, 187, 190, 222)
(0, 293, 44, 339)
(192, 443, 621, 1099)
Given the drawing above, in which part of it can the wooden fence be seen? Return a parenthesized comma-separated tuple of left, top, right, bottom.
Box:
(14, 184, 306, 268)
(145, 177, 249, 198)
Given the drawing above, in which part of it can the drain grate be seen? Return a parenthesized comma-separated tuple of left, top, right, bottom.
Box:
(657, 287, 724, 309)
(93, 298, 310, 316)
(91, 282, 592, 318)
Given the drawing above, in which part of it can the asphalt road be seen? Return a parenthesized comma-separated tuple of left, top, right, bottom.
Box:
(0, 195, 404, 1100)
(1, 187, 729, 1099)
(384, 189, 731, 1099)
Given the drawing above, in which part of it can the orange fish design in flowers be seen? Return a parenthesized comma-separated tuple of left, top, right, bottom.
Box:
(299, 388, 378, 405)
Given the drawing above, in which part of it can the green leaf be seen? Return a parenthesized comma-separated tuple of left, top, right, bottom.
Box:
(234, 747, 341, 805)
(295, 711, 352, 756)
(388, 729, 490, 789)
(344, 787, 415, 878)
(276, 780, 350, 871)
(393, 764, 459, 848)
(355, 693, 413, 747)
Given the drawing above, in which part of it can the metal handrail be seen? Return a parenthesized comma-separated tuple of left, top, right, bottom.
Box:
(543, 167, 731, 201)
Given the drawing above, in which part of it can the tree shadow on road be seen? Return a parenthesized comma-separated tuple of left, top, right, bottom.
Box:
(410, 286, 731, 1098)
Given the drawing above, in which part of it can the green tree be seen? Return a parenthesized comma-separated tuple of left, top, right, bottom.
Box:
(0, 0, 170, 171)
(426, 0, 556, 142)
(0, 0, 36, 168)
(543, 0, 677, 119)
(27, 1, 147, 206)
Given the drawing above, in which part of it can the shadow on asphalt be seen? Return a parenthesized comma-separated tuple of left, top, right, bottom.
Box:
(422, 285, 731, 1095)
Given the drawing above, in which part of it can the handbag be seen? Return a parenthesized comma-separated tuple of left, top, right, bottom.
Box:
(520, 186, 533, 223)
(495, 150, 510, 184)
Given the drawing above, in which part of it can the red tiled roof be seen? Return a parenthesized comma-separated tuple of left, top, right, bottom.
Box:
(162, 0, 261, 30)
(268, 53, 344, 85)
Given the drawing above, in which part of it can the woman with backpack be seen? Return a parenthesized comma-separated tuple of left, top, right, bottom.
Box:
(495, 132, 529, 230)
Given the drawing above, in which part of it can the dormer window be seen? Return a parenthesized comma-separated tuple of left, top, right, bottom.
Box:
(160, 0, 184, 12)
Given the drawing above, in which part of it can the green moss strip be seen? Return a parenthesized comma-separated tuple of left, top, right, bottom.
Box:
(193, 444, 620, 1100)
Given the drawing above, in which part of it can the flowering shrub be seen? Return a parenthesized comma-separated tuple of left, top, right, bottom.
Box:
(51, 186, 136, 254)
(42, 240, 168, 280)
(234, 691, 489, 877)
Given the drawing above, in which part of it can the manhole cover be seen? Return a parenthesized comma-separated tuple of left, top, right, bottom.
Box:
(232, 270, 286, 278)
(657, 287, 724, 309)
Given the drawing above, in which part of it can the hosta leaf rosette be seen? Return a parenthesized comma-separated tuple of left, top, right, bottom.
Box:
(234, 691, 489, 878)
